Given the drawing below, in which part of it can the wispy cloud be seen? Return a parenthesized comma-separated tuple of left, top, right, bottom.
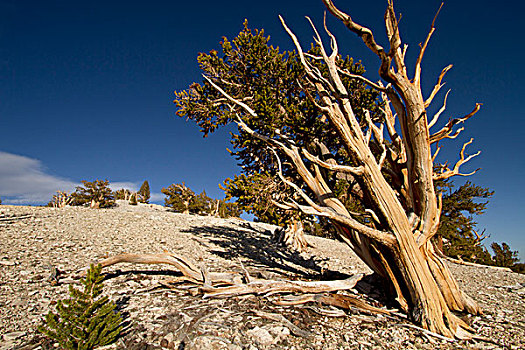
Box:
(0, 151, 166, 205)
(109, 182, 140, 192)
(109, 182, 164, 204)
(0, 151, 77, 204)
(150, 192, 164, 203)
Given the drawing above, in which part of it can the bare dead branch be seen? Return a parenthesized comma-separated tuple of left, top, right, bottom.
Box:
(279, 15, 331, 89)
(270, 148, 323, 211)
(203, 75, 257, 118)
(425, 64, 452, 108)
(337, 68, 388, 91)
(321, 0, 386, 58)
(433, 138, 481, 180)
(96, 252, 243, 285)
(431, 143, 442, 163)
(200, 274, 364, 298)
(414, 2, 444, 86)
(284, 199, 397, 248)
(384, 0, 405, 75)
(276, 293, 392, 315)
(428, 89, 450, 128)
(429, 103, 481, 144)
(302, 148, 364, 175)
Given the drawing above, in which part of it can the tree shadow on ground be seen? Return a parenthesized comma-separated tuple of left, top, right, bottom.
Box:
(182, 223, 351, 280)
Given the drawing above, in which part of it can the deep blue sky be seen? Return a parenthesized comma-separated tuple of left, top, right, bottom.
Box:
(1, 0, 523, 259)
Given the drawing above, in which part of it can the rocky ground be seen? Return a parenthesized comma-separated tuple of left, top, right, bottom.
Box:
(0, 202, 524, 350)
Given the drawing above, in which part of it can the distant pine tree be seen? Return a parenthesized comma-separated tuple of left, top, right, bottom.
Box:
(114, 188, 132, 201)
(71, 180, 115, 209)
(491, 242, 519, 268)
(162, 183, 196, 214)
(38, 264, 122, 349)
(138, 180, 150, 204)
(435, 180, 494, 264)
(129, 192, 138, 206)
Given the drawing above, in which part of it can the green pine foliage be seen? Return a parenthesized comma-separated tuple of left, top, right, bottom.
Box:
(175, 21, 381, 235)
(114, 188, 132, 200)
(435, 179, 523, 271)
(435, 180, 494, 264)
(491, 242, 519, 268)
(174, 20, 381, 184)
(138, 180, 150, 203)
(221, 173, 296, 226)
(214, 199, 241, 218)
(162, 183, 197, 214)
(162, 182, 238, 218)
(71, 180, 115, 208)
(38, 264, 122, 349)
(129, 193, 138, 206)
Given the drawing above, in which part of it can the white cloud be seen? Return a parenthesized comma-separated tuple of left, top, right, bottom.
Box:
(0, 151, 165, 205)
(150, 192, 164, 203)
(109, 182, 140, 192)
(0, 151, 77, 204)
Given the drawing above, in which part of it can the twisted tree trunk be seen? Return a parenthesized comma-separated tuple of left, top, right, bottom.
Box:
(273, 218, 309, 252)
(203, 1, 482, 337)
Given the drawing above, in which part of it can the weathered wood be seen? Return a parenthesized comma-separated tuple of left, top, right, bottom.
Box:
(199, 273, 363, 298)
(97, 252, 243, 285)
(276, 293, 391, 315)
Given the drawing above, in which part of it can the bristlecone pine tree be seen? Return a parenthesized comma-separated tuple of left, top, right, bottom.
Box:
(162, 182, 198, 214)
(71, 180, 115, 209)
(38, 264, 122, 349)
(222, 173, 309, 251)
(174, 1, 487, 337)
(47, 191, 73, 208)
(114, 188, 133, 201)
(162, 182, 239, 217)
(491, 242, 520, 268)
(435, 180, 494, 264)
(138, 180, 150, 203)
(129, 192, 138, 205)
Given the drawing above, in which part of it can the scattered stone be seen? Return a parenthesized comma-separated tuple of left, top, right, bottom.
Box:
(2, 331, 26, 341)
(246, 326, 274, 346)
(0, 204, 524, 349)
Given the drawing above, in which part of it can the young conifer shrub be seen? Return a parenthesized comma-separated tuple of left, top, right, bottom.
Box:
(129, 192, 138, 206)
(38, 264, 122, 350)
(138, 180, 150, 204)
(71, 179, 115, 208)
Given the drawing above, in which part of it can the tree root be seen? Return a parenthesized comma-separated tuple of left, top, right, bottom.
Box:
(84, 252, 393, 318)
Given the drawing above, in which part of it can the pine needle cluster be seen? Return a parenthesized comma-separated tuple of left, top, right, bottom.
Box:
(38, 264, 122, 349)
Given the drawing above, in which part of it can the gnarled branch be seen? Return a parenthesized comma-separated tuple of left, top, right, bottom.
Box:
(433, 138, 481, 180)
(414, 2, 444, 86)
(430, 103, 481, 144)
(302, 148, 364, 175)
(425, 64, 452, 108)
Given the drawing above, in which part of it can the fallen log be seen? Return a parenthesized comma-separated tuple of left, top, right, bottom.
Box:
(199, 274, 363, 298)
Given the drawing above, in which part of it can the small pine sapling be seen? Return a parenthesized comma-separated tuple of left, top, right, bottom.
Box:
(138, 180, 150, 203)
(38, 264, 122, 350)
(129, 192, 138, 205)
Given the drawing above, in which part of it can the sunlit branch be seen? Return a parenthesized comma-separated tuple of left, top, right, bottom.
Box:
(321, 0, 386, 58)
(427, 89, 450, 128)
(337, 68, 388, 91)
(414, 2, 444, 86)
(425, 64, 452, 108)
(302, 148, 364, 175)
(430, 104, 481, 144)
(433, 138, 481, 180)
